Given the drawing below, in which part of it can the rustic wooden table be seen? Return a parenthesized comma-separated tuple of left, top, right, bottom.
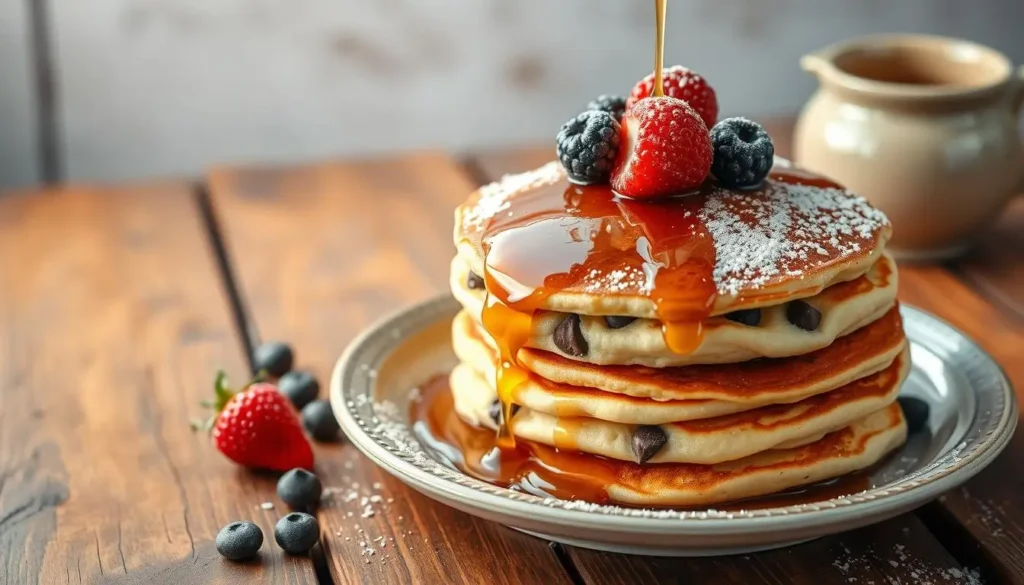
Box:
(1, 121, 1022, 585)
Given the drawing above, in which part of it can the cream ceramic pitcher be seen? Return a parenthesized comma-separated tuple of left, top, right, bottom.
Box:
(795, 34, 1024, 260)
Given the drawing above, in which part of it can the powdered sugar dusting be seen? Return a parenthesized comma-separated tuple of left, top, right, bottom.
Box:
(699, 178, 889, 296)
(461, 162, 564, 233)
(830, 539, 985, 584)
(583, 266, 650, 294)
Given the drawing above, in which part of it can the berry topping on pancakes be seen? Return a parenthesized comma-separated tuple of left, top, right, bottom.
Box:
(610, 97, 712, 199)
(710, 117, 775, 189)
(556, 110, 622, 184)
(626, 65, 718, 129)
(586, 94, 628, 121)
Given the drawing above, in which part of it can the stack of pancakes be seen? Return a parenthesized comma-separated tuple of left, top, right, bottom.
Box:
(449, 160, 908, 507)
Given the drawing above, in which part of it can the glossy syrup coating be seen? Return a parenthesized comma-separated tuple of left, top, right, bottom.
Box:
(455, 162, 891, 445)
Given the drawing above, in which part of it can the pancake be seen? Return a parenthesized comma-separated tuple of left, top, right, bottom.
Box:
(451, 253, 898, 367)
(581, 404, 906, 507)
(454, 160, 892, 321)
(450, 349, 908, 464)
(452, 306, 906, 414)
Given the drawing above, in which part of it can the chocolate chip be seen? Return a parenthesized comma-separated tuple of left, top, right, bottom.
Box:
(488, 400, 501, 424)
(553, 314, 588, 357)
(488, 400, 520, 425)
(603, 316, 637, 329)
(725, 309, 761, 326)
(631, 425, 668, 464)
(898, 396, 930, 434)
(787, 300, 822, 331)
(466, 271, 485, 290)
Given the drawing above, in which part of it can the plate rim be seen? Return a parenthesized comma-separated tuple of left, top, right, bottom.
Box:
(331, 294, 1017, 535)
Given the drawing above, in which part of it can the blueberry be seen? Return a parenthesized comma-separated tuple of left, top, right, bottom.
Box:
(253, 341, 294, 377)
(277, 468, 323, 510)
(216, 521, 263, 561)
(274, 512, 320, 555)
(710, 117, 775, 189)
(898, 396, 930, 434)
(278, 371, 320, 410)
(302, 400, 342, 442)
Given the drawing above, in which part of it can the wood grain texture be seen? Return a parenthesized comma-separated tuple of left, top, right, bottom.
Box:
(207, 154, 573, 585)
(462, 145, 976, 585)
(957, 196, 1024, 321)
(898, 265, 1024, 584)
(0, 185, 317, 584)
(568, 515, 970, 585)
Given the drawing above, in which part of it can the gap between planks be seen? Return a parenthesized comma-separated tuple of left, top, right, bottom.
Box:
(192, 182, 335, 585)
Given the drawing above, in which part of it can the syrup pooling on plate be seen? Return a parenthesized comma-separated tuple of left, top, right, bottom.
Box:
(411, 374, 878, 508)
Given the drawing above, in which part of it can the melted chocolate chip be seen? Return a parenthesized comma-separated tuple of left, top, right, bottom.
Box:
(466, 271, 485, 290)
(725, 309, 761, 326)
(787, 300, 822, 331)
(553, 314, 589, 357)
(897, 396, 930, 434)
(488, 400, 520, 425)
(604, 316, 637, 329)
(631, 425, 668, 464)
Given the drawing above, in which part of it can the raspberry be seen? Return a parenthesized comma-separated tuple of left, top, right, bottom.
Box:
(611, 97, 712, 200)
(556, 110, 621, 184)
(710, 117, 774, 189)
(586, 94, 627, 121)
(626, 66, 718, 129)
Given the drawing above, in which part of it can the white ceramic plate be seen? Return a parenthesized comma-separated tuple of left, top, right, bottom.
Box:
(330, 295, 1016, 556)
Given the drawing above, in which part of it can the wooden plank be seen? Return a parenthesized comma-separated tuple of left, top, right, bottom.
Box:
(569, 515, 975, 585)
(463, 146, 977, 585)
(0, 185, 317, 583)
(898, 265, 1024, 584)
(0, 0, 40, 188)
(207, 154, 574, 585)
(956, 196, 1024, 321)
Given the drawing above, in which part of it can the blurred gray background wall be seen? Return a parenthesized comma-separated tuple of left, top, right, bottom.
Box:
(2, 0, 1023, 189)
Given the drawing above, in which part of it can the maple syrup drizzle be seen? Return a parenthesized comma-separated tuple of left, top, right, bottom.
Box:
(411, 374, 877, 508)
(469, 166, 871, 447)
(478, 182, 719, 446)
(653, 0, 667, 97)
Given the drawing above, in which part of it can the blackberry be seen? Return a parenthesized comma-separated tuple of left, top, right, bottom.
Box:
(586, 94, 627, 121)
(556, 110, 621, 184)
(710, 117, 774, 189)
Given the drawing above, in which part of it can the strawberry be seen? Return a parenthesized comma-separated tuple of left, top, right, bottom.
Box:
(611, 97, 712, 200)
(625, 66, 718, 129)
(195, 372, 314, 472)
